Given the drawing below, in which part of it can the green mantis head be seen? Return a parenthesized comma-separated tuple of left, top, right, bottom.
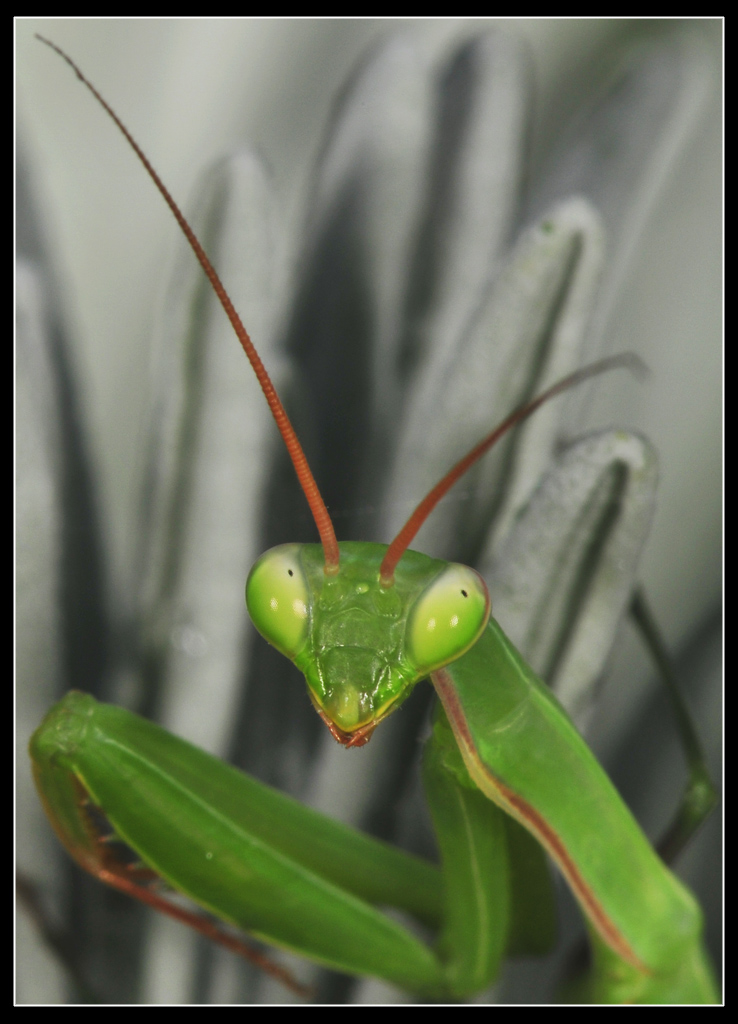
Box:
(244, 357, 636, 746)
(246, 542, 490, 745)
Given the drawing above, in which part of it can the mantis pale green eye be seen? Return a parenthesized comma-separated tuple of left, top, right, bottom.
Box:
(406, 564, 490, 675)
(245, 545, 310, 660)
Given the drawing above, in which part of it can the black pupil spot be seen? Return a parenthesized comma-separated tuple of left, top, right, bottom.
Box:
(461, 589, 468, 598)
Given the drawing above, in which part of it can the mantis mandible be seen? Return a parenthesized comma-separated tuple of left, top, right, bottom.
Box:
(20, 28, 716, 1003)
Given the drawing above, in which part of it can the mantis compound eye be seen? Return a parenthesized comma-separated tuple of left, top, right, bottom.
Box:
(246, 545, 311, 659)
(405, 564, 491, 675)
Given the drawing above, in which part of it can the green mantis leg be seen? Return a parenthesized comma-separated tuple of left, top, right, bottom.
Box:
(421, 701, 556, 999)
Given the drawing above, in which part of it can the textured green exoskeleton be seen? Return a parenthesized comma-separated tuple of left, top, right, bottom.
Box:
(246, 543, 489, 741)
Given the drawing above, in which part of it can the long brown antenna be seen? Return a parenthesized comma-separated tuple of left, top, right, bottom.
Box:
(37, 35, 340, 574)
(379, 354, 645, 586)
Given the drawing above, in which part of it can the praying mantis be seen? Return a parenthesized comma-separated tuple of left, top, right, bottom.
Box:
(18, 22, 720, 999)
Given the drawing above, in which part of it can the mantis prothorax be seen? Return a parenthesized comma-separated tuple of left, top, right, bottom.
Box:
(26, 35, 718, 1004)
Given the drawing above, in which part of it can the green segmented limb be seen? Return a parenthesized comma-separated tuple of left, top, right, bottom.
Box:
(430, 620, 717, 1002)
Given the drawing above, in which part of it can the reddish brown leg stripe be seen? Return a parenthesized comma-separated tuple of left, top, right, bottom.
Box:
(431, 668, 649, 975)
(68, 775, 313, 997)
